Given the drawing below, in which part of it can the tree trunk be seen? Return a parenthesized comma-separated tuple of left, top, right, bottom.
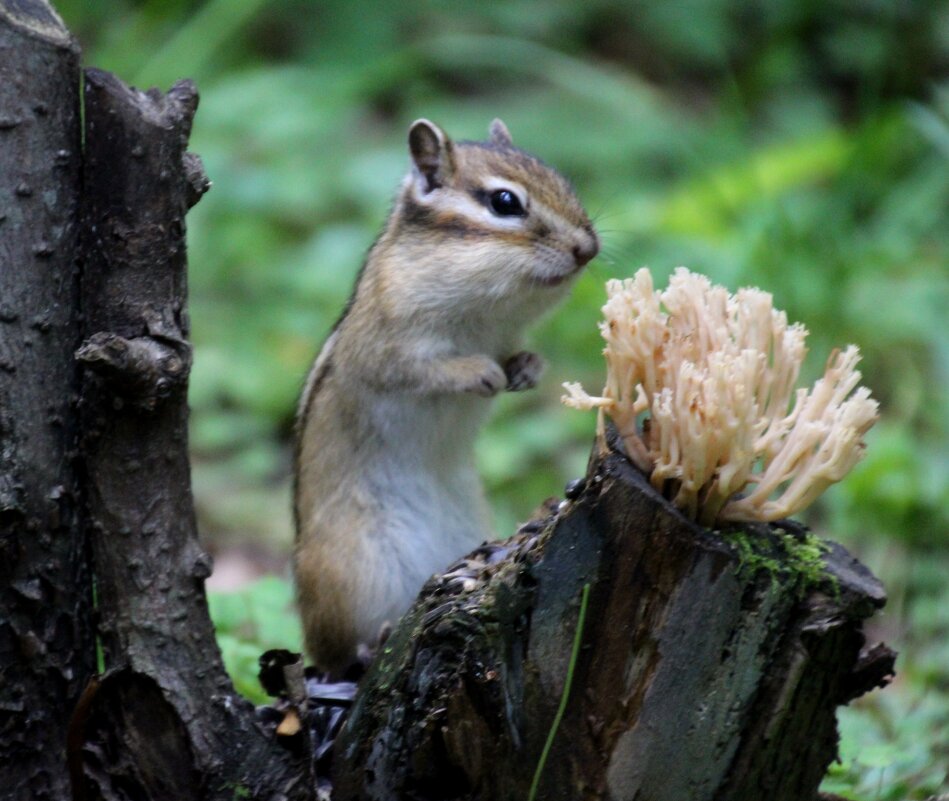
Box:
(332, 444, 894, 801)
(71, 68, 313, 801)
(0, 4, 95, 798)
(1, 4, 315, 797)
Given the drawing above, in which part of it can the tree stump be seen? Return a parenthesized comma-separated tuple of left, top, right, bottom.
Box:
(332, 442, 894, 801)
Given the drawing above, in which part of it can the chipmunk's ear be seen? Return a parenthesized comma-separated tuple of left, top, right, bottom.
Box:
(488, 117, 514, 147)
(488, 118, 513, 147)
(408, 119, 454, 192)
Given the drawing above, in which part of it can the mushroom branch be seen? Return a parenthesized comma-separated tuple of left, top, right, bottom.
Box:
(562, 268, 879, 526)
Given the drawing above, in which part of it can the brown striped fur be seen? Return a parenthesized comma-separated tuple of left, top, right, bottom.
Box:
(293, 118, 598, 675)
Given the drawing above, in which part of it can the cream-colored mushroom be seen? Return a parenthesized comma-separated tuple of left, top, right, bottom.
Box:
(563, 268, 878, 525)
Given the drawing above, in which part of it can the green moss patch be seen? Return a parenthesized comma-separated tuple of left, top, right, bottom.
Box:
(719, 523, 835, 599)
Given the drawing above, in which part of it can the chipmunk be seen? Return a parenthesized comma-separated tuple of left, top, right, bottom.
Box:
(293, 118, 598, 676)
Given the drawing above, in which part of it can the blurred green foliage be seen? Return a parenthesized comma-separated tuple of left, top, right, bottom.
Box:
(207, 576, 303, 700)
(58, 0, 948, 795)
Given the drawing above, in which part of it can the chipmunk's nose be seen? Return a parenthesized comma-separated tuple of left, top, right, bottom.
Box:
(572, 232, 599, 267)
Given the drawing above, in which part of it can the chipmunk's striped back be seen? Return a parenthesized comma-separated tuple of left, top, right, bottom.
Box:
(293, 118, 598, 675)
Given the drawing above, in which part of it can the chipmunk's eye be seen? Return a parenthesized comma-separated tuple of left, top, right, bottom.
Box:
(489, 189, 526, 217)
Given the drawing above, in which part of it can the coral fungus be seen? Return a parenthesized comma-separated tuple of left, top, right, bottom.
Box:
(563, 268, 878, 526)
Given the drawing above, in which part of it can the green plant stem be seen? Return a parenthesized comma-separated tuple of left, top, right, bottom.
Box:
(528, 582, 591, 801)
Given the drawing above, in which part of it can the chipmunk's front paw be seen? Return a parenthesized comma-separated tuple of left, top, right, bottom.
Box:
(466, 358, 507, 397)
(504, 351, 544, 391)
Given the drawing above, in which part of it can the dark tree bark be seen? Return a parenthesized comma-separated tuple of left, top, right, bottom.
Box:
(71, 69, 312, 801)
(0, 6, 314, 798)
(0, 3, 95, 798)
(332, 446, 894, 801)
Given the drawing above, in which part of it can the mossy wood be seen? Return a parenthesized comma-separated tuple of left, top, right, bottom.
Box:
(332, 444, 894, 801)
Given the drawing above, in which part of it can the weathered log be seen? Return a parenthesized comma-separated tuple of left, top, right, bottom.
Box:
(332, 443, 894, 801)
(72, 68, 312, 801)
(0, 2, 96, 797)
